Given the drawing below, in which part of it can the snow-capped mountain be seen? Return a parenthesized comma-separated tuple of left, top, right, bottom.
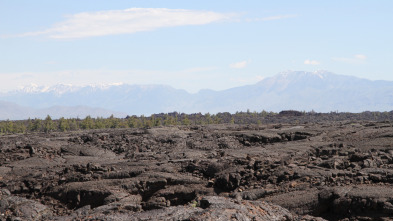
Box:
(15, 83, 126, 95)
(1, 71, 392, 120)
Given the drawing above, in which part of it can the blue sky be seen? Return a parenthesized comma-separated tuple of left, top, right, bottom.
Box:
(1, 0, 392, 93)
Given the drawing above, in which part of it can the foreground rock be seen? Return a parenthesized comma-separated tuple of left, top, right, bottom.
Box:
(53, 196, 299, 220)
(0, 121, 392, 220)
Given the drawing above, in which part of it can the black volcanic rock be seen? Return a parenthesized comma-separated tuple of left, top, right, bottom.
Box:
(0, 121, 393, 220)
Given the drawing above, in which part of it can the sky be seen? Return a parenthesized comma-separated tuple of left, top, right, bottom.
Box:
(1, 0, 392, 93)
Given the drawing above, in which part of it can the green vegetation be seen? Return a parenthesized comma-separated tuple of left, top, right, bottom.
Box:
(0, 110, 392, 134)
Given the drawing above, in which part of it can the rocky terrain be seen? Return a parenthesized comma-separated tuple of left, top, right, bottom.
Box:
(0, 121, 393, 220)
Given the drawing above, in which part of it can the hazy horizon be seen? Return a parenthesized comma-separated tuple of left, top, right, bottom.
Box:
(1, 70, 393, 94)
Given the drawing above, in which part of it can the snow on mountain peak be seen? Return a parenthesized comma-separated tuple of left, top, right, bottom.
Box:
(311, 70, 331, 79)
(18, 83, 48, 93)
(276, 70, 331, 80)
(17, 82, 125, 95)
(87, 82, 125, 90)
(17, 83, 79, 94)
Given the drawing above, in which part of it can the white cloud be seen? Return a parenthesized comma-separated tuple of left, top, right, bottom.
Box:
(304, 59, 320, 65)
(229, 60, 249, 69)
(354, 54, 367, 60)
(18, 8, 234, 39)
(332, 54, 367, 63)
(7, 9, 299, 39)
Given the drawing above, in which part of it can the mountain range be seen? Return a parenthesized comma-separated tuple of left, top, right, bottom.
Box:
(1, 71, 392, 120)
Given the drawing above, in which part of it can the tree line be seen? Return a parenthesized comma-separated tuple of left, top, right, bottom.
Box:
(0, 110, 392, 134)
(0, 113, 225, 134)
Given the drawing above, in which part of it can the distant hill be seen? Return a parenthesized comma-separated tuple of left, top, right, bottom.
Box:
(200, 71, 393, 113)
(1, 71, 392, 120)
(0, 101, 36, 120)
(0, 101, 126, 120)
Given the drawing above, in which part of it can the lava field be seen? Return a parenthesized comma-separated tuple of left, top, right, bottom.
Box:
(1, 121, 393, 220)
